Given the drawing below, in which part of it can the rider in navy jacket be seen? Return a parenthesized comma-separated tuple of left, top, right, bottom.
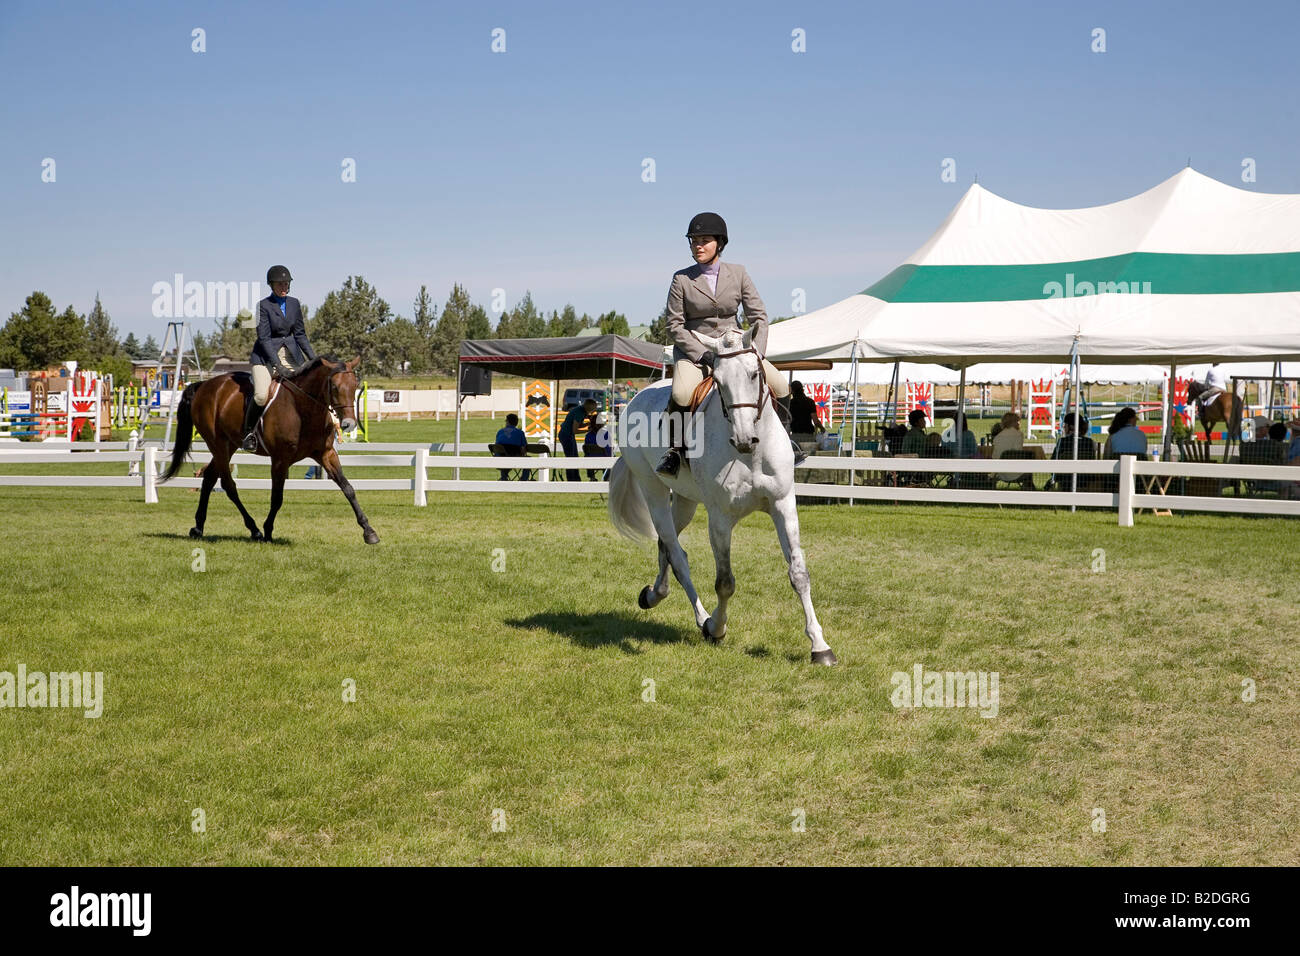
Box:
(242, 265, 318, 450)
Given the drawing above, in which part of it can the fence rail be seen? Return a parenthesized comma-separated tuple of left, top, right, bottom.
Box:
(1, 444, 1297, 526)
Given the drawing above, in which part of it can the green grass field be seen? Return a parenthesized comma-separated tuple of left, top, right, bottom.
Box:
(0, 471, 1296, 864)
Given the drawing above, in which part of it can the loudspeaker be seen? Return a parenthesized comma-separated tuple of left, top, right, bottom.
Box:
(459, 366, 492, 396)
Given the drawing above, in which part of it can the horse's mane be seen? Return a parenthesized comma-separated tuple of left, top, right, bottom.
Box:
(287, 356, 346, 379)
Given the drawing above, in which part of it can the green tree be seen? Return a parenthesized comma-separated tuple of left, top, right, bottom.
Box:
(308, 275, 391, 364)
(597, 310, 630, 336)
(430, 284, 470, 374)
(213, 312, 255, 359)
(0, 293, 87, 370)
(647, 305, 674, 345)
(141, 334, 161, 361)
(413, 285, 436, 359)
(465, 304, 492, 340)
(121, 332, 144, 360)
(512, 291, 545, 338)
(372, 317, 425, 376)
(84, 293, 119, 361)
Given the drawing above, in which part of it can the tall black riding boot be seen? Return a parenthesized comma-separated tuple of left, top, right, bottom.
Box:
(240, 395, 262, 452)
(656, 399, 690, 476)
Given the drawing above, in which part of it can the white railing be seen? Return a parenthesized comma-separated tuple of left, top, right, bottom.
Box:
(1, 445, 1297, 526)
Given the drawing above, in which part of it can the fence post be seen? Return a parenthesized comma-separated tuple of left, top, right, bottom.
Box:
(127, 430, 140, 477)
(414, 447, 428, 506)
(1117, 454, 1134, 527)
(143, 444, 157, 503)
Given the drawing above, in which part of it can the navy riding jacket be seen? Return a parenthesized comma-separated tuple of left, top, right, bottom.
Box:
(250, 295, 317, 368)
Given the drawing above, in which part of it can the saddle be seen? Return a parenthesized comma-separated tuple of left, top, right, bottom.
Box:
(687, 375, 716, 413)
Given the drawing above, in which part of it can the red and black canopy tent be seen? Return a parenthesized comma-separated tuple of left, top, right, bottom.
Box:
(454, 333, 668, 459)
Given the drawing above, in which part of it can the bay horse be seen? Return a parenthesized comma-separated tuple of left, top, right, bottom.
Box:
(608, 329, 836, 665)
(160, 356, 380, 544)
(1186, 379, 1242, 463)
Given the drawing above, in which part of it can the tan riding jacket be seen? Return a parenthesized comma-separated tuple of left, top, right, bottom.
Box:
(664, 261, 769, 364)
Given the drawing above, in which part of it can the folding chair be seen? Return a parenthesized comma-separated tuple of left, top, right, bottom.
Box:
(994, 449, 1036, 490)
(489, 443, 531, 482)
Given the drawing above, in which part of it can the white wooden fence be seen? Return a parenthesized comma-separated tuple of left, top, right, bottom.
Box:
(1, 443, 1297, 526)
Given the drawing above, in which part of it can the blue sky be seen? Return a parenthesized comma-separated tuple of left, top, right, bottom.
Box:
(2, 0, 1298, 340)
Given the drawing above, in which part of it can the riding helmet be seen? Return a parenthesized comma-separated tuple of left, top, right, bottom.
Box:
(686, 212, 728, 252)
(266, 265, 293, 285)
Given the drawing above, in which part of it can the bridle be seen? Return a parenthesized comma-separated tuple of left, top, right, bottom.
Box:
(710, 345, 774, 423)
(277, 363, 356, 424)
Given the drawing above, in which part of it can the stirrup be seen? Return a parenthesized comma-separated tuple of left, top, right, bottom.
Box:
(791, 439, 807, 467)
(656, 449, 682, 476)
(241, 431, 258, 452)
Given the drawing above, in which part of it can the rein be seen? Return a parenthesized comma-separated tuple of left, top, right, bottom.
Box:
(276, 366, 353, 423)
(711, 345, 775, 422)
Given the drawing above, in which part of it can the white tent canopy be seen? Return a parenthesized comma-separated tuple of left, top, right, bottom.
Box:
(767, 168, 1300, 366)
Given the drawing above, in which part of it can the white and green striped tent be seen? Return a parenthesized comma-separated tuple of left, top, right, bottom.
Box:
(767, 168, 1300, 367)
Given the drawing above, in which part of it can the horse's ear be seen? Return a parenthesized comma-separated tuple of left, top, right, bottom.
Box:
(346, 356, 360, 371)
(741, 329, 753, 350)
(695, 334, 720, 352)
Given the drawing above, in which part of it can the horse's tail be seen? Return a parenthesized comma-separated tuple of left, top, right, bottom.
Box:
(608, 458, 656, 541)
(159, 383, 199, 482)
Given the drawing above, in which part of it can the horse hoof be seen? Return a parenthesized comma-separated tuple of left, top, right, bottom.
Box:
(811, 648, 838, 666)
(363, 529, 380, 545)
(637, 586, 654, 609)
(250, 529, 264, 542)
(701, 618, 725, 644)
(188, 528, 203, 539)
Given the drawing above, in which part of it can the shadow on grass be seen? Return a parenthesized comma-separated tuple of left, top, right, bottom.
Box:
(143, 532, 293, 545)
(506, 610, 687, 653)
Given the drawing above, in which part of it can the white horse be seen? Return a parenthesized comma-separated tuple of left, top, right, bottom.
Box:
(608, 328, 836, 665)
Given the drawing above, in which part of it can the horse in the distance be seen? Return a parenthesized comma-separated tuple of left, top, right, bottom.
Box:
(608, 329, 836, 665)
(160, 356, 380, 545)
(1186, 379, 1242, 462)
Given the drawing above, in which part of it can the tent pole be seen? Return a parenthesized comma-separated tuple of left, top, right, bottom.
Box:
(1069, 342, 1080, 509)
(954, 367, 966, 488)
(848, 342, 860, 508)
(454, 359, 463, 481)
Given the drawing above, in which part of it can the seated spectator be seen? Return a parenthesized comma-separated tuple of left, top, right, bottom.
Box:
(991, 412, 1031, 487)
(1103, 407, 1147, 457)
(494, 412, 530, 481)
(942, 413, 977, 458)
(1049, 412, 1097, 490)
(1267, 421, 1289, 446)
(925, 431, 943, 453)
(900, 409, 929, 455)
(583, 413, 611, 480)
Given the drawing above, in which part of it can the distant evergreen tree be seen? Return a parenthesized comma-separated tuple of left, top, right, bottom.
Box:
(465, 304, 492, 340)
(84, 293, 120, 360)
(309, 275, 391, 364)
(141, 334, 161, 361)
(0, 293, 87, 369)
(121, 332, 143, 360)
(430, 284, 471, 374)
(647, 305, 673, 345)
(597, 310, 630, 336)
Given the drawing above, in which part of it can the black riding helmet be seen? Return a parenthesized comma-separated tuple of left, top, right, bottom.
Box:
(266, 265, 293, 285)
(685, 212, 728, 254)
